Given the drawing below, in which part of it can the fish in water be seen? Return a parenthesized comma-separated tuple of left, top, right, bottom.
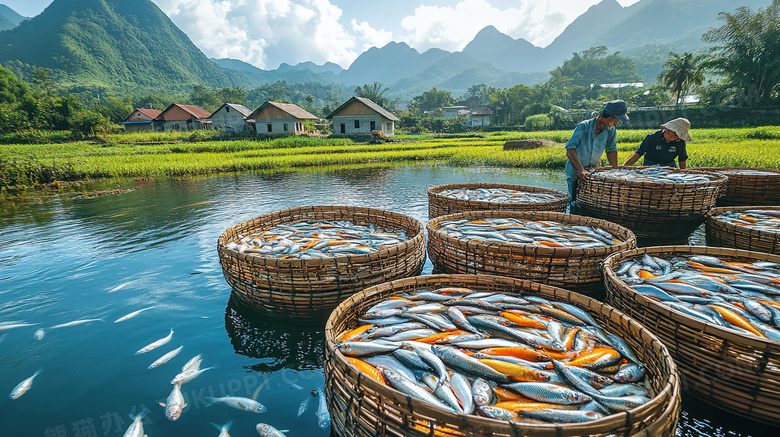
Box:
(50, 318, 103, 329)
(316, 389, 330, 429)
(9, 369, 42, 400)
(256, 423, 288, 437)
(211, 421, 233, 437)
(160, 382, 187, 421)
(114, 306, 156, 323)
(122, 408, 149, 437)
(0, 322, 37, 331)
(34, 329, 45, 340)
(437, 187, 561, 204)
(224, 219, 409, 260)
(205, 396, 267, 413)
(108, 279, 140, 293)
(136, 328, 174, 354)
(148, 345, 183, 369)
(297, 391, 315, 417)
(171, 366, 213, 385)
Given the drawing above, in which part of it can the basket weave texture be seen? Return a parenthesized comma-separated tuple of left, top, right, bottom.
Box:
(427, 183, 569, 219)
(217, 206, 426, 320)
(705, 206, 780, 254)
(603, 246, 780, 427)
(426, 211, 636, 295)
(324, 274, 680, 437)
(576, 167, 727, 239)
(696, 167, 780, 206)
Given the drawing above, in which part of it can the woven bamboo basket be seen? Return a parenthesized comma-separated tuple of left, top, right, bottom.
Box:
(426, 211, 636, 295)
(705, 206, 780, 254)
(217, 206, 426, 320)
(696, 167, 780, 206)
(324, 274, 680, 437)
(427, 183, 569, 219)
(603, 246, 780, 427)
(576, 167, 727, 240)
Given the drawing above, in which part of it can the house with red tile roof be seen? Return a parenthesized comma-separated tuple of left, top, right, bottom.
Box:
(123, 108, 162, 132)
(155, 103, 212, 132)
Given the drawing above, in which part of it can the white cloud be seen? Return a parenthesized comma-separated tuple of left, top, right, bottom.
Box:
(350, 19, 393, 53)
(153, 0, 359, 69)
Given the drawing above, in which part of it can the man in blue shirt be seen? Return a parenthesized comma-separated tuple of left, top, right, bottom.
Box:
(565, 100, 628, 208)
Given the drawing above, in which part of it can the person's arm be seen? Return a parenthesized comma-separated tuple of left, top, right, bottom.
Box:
(623, 152, 641, 167)
(566, 148, 589, 179)
(678, 142, 688, 169)
(606, 150, 618, 168)
(679, 160, 687, 169)
(604, 127, 618, 168)
(566, 123, 589, 179)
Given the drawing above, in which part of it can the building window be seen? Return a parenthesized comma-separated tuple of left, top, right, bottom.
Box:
(354, 120, 360, 129)
(386, 123, 392, 131)
(340, 123, 346, 134)
(267, 124, 272, 132)
(370, 121, 376, 131)
(226, 106, 230, 112)
(284, 123, 288, 131)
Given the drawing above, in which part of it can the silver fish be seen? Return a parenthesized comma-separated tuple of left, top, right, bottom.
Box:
(316, 388, 331, 429)
(256, 423, 288, 437)
(206, 396, 267, 413)
(0, 322, 37, 331)
(9, 369, 42, 400)
(122, 408, 149, 437)
(114, 306, 156, 323)
(211, 420, 233, 437)
(136, 328, 174, 354)
(50, 318, 103, 329)
(148, 345, 183, 369)
(160, 382, 187, 421)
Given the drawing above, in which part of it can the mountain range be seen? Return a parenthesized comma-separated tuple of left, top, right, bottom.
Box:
(0, 0, 773, 100)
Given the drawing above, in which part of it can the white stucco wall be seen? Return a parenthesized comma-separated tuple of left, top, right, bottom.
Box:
(331, 115, 394, 136)
(255, 117, 305, 136)
(211, 109, 248, 132)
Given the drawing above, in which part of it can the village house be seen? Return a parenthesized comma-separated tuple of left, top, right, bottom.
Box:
(326, 96, 399, 137)
(122, 108, 161, 132)
(442, 106, 470, 119)
(469, 109, 493, 127)
(154, 103, 212, 132)
(210, 103, 252, 133)
(247, 101, 319, 136)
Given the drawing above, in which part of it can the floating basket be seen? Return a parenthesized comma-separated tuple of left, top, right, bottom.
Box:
(217, 206, 426, 320)
(427, 183, 569, 219)
(705, 206, 780, 255)
(426, 211, 636, 295)
(576, 167, 727, 240)
(696, 168, 780, 206)
(324, 274, 680, 437)
(603, 246, 780, 427)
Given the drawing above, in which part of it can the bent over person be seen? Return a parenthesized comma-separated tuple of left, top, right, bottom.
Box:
(622, 117, 690, 169)
(565, 100, 628, 209)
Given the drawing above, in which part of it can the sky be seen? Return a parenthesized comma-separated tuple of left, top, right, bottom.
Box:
(2, 0, 641, 70)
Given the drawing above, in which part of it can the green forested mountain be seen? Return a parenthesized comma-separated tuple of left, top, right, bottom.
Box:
(0, 0, 244, 94)
(0, 4, 25, 31)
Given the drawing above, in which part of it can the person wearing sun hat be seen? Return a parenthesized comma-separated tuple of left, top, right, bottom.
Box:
(622, 117, 691, 169)
(565, 99, 628, 210)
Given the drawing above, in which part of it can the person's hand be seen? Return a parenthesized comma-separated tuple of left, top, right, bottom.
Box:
(577, 168, 589, 180)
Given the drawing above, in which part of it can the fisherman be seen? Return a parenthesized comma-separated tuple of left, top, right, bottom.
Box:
(565, 100, 628, 210)
(622, 117, 690, 169)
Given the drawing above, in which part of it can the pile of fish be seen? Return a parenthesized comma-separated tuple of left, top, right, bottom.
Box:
(712, 210, 780, 232)
(596, 167, 717, 184)
(717, 169, 779, 176)
(438, 188, 561, 204)
(435, 218, 622, 248)
(225, 219, 410, 259)
(615, 254, 780, 340)
(335, 287, 653, 424)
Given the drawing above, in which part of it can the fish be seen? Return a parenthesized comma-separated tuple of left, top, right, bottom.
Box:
(160, 382, 187, 421)
(256, 423, 288, 437)
(316, 388, 331, 429)
(211, 420, 233, 437)
(9, 369, 42, 400)
(108, 279, 140, 293)
(171, 366, 213, 385)
(206, 396, 267, 413)
(34, 328, 45, 340)
(122, 408, 149, 437)
(598, 167, 719, 184)
(50, 318, 103, 329)
(297, 393, 312, 417)
(114, 306, 156, 323)
(0, 322, 37, 331)
(148, 345, 183, 369)
(712, 210, 780, 233)
(181, 354, 203, 373)
(437, 188, 561, 204)
(136, 328, 174, 354)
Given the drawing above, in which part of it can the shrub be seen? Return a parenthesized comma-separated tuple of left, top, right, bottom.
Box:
(524, 114, 553, 131)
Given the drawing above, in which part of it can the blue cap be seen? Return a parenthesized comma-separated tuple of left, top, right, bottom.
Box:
(602, 100, 629, 122)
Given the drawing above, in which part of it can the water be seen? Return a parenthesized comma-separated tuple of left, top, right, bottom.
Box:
(0, 165, 775, 436)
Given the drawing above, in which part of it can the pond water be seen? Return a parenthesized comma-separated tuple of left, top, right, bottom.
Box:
(0, 165, 775, 437)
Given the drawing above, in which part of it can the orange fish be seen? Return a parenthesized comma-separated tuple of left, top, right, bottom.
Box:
(346, 357, 386, 385)
(416, 330, 469, 344)
(567, 347, 622, 368)
(478, 347, 549, 362)
(478, 359, 551, 382)
(493, 401, 577, 412)
(336, 324, 373, 342)
(563, 328, 581, 350)
(500, 311, 546, 329)
(710, 305, 765, 337)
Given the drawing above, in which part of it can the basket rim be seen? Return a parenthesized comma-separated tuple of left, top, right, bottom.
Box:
(325, 273, 679, 434)
(216, 205, 425, 267)
(706, 206, 780, 237)
(584, 166, 728, 188)
(427, 210, 637, 256)
(603, 245, 780, 348)
(427, 183, 569, 208)
(693, 166, 780, 176)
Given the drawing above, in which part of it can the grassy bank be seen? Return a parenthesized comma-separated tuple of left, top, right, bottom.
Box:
(2, 128, 779, 190)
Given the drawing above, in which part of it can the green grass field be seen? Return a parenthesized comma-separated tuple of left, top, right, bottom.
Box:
(2, 127, 779, 190)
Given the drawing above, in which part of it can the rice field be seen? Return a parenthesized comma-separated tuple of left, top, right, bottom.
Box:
(1, 127, 779, 190)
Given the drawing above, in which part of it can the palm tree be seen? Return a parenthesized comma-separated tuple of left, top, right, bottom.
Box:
(658, 52, 706, 106)
(354, 82, 397, 110)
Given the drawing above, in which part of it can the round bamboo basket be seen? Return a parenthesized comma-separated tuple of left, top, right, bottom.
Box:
(706, 206, 780, 254)
(576, 167, 727, 240)
(426, 211, 636, 295)
(696, 167, 780, 206)
(324, 274, 680, 437)
(217, 206, 426, 320)
(427, 183, 569, 219)
(603, 246, 780, 427)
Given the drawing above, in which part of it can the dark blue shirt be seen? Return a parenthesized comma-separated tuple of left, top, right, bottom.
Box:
(636, 130, 687, 167)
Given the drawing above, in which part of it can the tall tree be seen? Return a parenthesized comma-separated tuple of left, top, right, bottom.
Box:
(703, 0, 780, 104)
(410, 87, 455, 114)
(354, 82, 397, 110)
(658, 52, 706, 105)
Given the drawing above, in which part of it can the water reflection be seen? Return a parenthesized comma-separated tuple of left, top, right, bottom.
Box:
(224, 295, 326, 372)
